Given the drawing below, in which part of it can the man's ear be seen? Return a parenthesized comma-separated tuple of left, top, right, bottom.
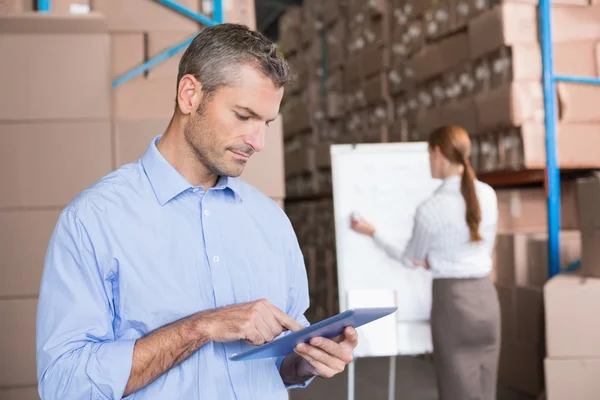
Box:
(177, 74, 203, 115)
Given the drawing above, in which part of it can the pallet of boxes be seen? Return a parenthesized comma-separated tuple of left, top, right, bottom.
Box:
(543, 173, 600, 400)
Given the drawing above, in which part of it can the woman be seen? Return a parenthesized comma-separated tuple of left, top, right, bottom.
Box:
(351, 125, 500, 400)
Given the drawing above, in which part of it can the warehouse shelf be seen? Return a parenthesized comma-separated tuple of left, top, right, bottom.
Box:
(478, 168, 597, 189)
(539, 0, 600, 278)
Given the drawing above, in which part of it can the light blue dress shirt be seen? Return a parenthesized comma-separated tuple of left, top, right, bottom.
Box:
(36, 136, 312, 399)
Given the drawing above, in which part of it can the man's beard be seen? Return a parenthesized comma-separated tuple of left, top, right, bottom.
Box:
(183, 101, 246, 178)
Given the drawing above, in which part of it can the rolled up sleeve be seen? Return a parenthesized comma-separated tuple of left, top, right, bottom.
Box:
(36, 210, 135, 399)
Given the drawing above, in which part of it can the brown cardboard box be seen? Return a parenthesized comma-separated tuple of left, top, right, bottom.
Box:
(576, 173, 600, 278)
(0, 210, 61, 297)
(545, 358, 600, 400)
(489, 45, 542, 88)
(272, 197, 284, 209)
(113, 78, 177, 120)
(51, 0, 90, 13)
(496, 183, 579, 233)
(92, 0, 200, 32)
(494, 233, 539, 285)
(477, 133, 500, 173)
(526, 231, 582, 286)
(475, 82, 544, 132)
(576, 173, 600, 231)
(240, 115, 285, 198)
(438, 98, 478, 136)
(224, 0, 256, 29)
(424, 0, 453, 39)
(500, 123, 600, 171)
(110, 33, 144, 79)
(0, 0, 32, 12)
(468, 3, 538, 60)
(0, 13, 110, 121)
(0, 387, 40, 400)
(558, 83, 600, 122)
(146, 31, 195, 80)
(406, 33, 470, 84)
(555, 41, 599, 77)
(551, 4, 600, 42)
(499, 338, 545, 396)
(544, 274, 600, 358)
(114, 118, 170, 168)
(0, 299, 37, 386)
(516, 285, 545, 343)
(496, 283, 517, 338)
(0, 121, 112, 208)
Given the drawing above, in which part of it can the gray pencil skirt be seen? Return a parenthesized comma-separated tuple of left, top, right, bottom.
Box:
(431, 276, 501, 400)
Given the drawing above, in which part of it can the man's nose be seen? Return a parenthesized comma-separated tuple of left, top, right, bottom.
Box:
(245, 124, 266, 153)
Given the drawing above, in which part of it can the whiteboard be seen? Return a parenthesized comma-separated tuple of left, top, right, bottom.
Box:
(330, 142, 441, 357)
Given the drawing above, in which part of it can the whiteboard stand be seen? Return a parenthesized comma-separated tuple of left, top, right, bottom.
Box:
(346, 356, 396, 400)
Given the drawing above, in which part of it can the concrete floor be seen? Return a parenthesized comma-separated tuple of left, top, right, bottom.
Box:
(289, 356, 534, 400)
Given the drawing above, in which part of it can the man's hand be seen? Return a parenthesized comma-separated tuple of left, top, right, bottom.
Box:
(292, 326, 358, 379)
(200, 299, 304, 345)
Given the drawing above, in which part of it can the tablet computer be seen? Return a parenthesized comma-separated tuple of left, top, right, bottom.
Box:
(229, 306, 398, 361)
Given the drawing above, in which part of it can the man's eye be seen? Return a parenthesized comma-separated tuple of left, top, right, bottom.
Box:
(236, 113, 250, 121)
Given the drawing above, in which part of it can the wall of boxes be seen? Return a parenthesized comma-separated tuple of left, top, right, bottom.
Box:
(0, 1, 265, 399)
(279, 0, 600, 397)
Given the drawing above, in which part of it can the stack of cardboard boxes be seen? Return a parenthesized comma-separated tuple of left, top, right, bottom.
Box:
(0, 1, 282, 398)
(491, 184, 582, 396)
(543, 173, 600, 399)
(280, 0, 600, 198)
(0, 12, 112, 399)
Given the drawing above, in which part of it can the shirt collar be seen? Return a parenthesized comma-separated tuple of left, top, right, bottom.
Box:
(141, 136, 242, 206)
(435, 174, 462, 194)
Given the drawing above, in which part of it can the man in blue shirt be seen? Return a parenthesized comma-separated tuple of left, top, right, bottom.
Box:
(36, 23, 357, 399)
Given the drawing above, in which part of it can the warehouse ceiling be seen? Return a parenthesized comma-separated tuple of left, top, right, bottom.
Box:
(255, 0, 302, 41)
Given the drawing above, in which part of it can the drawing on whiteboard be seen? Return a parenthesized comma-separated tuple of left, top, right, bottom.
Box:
(331, 142, 441, 357)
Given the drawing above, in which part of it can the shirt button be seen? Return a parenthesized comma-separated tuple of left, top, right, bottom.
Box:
(213, 256, 220, 263)
(203, 210, 210, 216)
(192, 188, 199, 193)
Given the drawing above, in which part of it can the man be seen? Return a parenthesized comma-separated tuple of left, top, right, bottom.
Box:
(36, 23, 357, 399)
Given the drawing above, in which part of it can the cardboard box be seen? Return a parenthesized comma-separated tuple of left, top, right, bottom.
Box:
(240, 115, 285, 198)
(0, 210, 61, 297)
(577, 173, 600, 231)
(424, 0, 453, 39)
(500, 123, 600, 171)
(0, 121, 112, 208)
(224, 0, 256, 29)
(526, 231, 582, 286)
(551, 4, 600, 42)
(113, 78, 177, 120)
(0, 13, 110, 121)
(468, 3, 538, 60)
(0, 0, 32, 12)
(92, 0, 200, 32)
(0, 299, 37, 386)
(496, 183, 579, 233)
(555, 41, 599, 78)
(558, 83, 600, 123)
(110, 32, 145, 80)
(146, 31, 195, 80)
(544, 274, 600, 358)
(406, 33, 470, 84)
(494, 233, 539, 285)
(51, 0, 90, 13)
(438, 97, 478, 137)
(489, 45, 542, 88)
(577, 173, 600, 278)
(499, 338, 545, 396)
(496, 283, 517, 338)
(516, 285, 545, 343)
(272, 197, 284, 209)
(475, 82, 544, 132)
(114, 118, 170, 168)
(545, 358, 600, 400)
(0, 387, 40, 400)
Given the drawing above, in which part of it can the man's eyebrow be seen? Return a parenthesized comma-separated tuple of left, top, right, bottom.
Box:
(236, 106, 273, 122)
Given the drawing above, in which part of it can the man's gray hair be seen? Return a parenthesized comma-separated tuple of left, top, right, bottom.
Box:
(177, 23, 290, 100)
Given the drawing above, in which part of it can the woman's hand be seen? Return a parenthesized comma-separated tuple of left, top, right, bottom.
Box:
(350, 214, 376, 237)
(411, 259, 430, 270)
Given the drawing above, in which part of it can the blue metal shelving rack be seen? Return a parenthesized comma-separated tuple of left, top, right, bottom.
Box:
(37, 0, 224, 86)
(539, 0, 600, 279)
